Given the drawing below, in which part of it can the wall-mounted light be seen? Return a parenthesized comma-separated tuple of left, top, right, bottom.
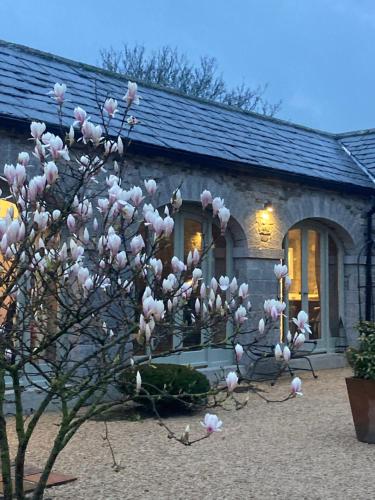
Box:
(264, 201, 273, 212)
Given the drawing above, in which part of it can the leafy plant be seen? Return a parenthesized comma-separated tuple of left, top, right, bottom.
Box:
(347, 322, 375, 379)
(119, 363, 210, 413)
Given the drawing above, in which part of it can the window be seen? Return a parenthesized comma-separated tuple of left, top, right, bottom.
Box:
(141, 206, 234, 363)
(284, 221, 343, 350)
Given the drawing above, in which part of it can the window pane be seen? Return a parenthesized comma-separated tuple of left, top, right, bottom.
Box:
(212, 224, 227, 343)
(183, 219, 203, 348)
(308, 230, 321, 339)
(184, 219, 203, 260)
(287, 229, 302, 324)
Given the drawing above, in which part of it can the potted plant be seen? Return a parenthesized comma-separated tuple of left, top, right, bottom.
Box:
(346, 322, 375, 443)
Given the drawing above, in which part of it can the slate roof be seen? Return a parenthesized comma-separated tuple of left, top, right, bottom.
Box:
(339, 131, 375, 182)
(0, 39, 374, 191)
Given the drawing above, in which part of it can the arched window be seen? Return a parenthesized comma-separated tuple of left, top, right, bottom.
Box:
(283, 221, 344, 350)
(153, 206, 234, 366)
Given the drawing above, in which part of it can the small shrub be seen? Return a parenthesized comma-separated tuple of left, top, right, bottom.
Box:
(118, 363, 210, 413)
(347, 322, 375, 380)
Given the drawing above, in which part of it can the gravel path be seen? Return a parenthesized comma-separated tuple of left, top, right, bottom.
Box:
(6, 368, 375, 499)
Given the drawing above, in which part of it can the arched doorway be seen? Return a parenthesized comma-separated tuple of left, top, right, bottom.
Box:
(284, 221, 344, 350)
(149, 205, 235, 367)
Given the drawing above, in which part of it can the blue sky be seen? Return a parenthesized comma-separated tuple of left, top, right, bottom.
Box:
(1, 0, 375, 132)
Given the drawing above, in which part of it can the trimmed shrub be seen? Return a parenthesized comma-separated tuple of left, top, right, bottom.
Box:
(347, 322, 375, 380)
(118, 363, 210, 413)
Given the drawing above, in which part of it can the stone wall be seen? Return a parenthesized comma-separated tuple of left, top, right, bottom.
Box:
(0, 125, 372, 350)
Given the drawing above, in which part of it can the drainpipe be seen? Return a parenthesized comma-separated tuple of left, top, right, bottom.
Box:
(365, 206, 375, 321)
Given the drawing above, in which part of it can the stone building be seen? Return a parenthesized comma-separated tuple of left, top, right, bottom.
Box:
(0, 39, 375, 375)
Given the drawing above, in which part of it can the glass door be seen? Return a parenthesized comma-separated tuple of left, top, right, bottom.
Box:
(285, 223, 341, 350)
(154, 211, 233, 367)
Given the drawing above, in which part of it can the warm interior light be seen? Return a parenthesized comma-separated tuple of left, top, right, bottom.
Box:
(264, 201, 273, 212)
(261, 211, 270, 220)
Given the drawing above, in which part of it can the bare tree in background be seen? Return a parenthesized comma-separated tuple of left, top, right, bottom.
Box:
(99, 45, 281, 116)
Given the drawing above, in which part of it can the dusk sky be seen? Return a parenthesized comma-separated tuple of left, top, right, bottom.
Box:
(1, 0, 375, 132)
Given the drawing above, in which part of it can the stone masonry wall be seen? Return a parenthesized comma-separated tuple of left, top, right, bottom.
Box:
(0, 126, 372, 349)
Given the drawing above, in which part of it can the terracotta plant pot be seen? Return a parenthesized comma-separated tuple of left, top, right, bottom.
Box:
(346, 377, 375, 443)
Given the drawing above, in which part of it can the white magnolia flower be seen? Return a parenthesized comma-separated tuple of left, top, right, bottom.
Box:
(234, 343, 244, 362)
(274, 263, 288, 280)
(201, 413, 223, 434)
(292, 311, 311, 334)
(136, 371, 142, 393)
(291, 377, 303, 396)
(226, 371, 238, 392)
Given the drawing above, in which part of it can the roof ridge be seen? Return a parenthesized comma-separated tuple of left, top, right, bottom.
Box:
(338, 139, 375, 185)
(0, 38, 342, 139)
(336, 128, 375, 138)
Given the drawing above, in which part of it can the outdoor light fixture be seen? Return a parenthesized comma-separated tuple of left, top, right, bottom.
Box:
(264, 201, 273, 212)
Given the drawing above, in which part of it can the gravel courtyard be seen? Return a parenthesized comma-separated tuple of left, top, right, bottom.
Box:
(6, 367, 375, 500)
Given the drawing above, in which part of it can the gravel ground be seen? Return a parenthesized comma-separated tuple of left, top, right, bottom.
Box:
(6, 368, 375, 500)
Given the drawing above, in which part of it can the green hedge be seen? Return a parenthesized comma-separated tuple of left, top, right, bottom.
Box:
(118, 363, 210, 412)
(347, 322, 375, 380)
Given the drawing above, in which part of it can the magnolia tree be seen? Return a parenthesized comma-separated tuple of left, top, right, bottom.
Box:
(0, 81, 308, 500)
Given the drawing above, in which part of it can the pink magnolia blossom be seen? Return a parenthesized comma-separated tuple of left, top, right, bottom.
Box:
(192, 249, 200, 266)
(116, 251, 127, 269)
(219, 276, 230, 291)
(291, 377, 303, 396)
(218, 206, 230, 233)
(171, 189, 182, 211)
(127, 115, 139, 126)
(201, 413, 223, 434)
(67, 214, 76, 232)
(274, 344, 283, 360)
(49, 83, 66, 104)
(210, 277, 218, 293)
(73, 106, 87, 127)
(117, 136, 124, 155)
(258, 318, 265, 335)
(4, 164, 16, 185)
(136, 371, 142, 393)
(130, 186, 144, 207)
(235, 343, 244, 362)
(124, 81, 140, 106)
(108, 233, 121, 256)
(212, 197, 224, 216)
(238, 283, 249, 299)
(144, 179, 157, 195)
(274, 264, 288, 280)
(130, 234, 145, 254)
(235, 305, 247, 324)
(292, 310, 311, 334)
(226, 371, 238, 392)
(150, 258, 163, 278)
(264, 299, 286, 318)
(200, 189, 212, 209)
(46, 134, 70, 161)
(195, 298, 201, 315)
(283, 345, 291, 362)
(15, 164, 26, 187)
(192, 268, 202, 282)
(103, 98, 118, 117)
(229, 277, 238, 294)
(30, 121, 46, 139)
(293, 332, 306, 348)
(163, 216, 174, 237)
(44, 161, 58, 185)
(171, 256, 185, 273)
(17, 152, 29, 166)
